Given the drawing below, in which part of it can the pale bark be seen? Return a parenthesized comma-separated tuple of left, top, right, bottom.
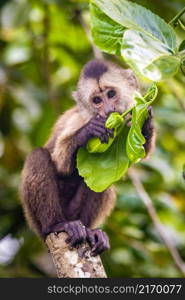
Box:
(46, 232, 107, 278)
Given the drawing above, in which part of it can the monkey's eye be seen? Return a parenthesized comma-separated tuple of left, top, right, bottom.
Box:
(107, 89, 116, 99)
(92, 96, 102, 104)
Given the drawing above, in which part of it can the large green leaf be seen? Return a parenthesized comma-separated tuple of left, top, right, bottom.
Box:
(90, 3, 125, 55)
(91, 0, 179, 80)
(92, 0, 177, 50)
(121, 30, 180, 81)
(77, 126, 129, 192)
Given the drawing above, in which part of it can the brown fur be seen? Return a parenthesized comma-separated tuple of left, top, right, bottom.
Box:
(20, 59, 154, 240)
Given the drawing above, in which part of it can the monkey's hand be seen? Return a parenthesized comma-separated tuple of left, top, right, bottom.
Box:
(142, 106, 155, 155)
(86, 228, 110, 256)
(47, 220, 87, 247)
(76, 115, 114, 147)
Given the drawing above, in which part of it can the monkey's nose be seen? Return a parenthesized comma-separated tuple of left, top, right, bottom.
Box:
(105, 107, 116, 117)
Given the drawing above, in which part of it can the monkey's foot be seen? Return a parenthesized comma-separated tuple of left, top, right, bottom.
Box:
(86, 228, 110, 256)
(49, 220, 87, 247)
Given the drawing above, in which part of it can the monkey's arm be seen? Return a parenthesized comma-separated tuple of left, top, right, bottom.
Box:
(45, 107, 86, 175)
(142, 106, 156, 157)
(46, 107, 113, 175)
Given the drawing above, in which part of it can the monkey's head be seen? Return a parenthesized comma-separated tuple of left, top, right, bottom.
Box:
(73, 59, 139, 118)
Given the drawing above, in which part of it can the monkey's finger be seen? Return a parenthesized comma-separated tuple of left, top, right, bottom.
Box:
(67, 226, 81, 246)
(86, 230, 96, 247)
(94, 117, 107, 126)
(75, 224, 87, 242)
(103, 134, 109, 144)
(99, 135, 107, 144)
(91, 230, 104, 254)
(92, 230, 110, 256)
(93, 129, 107, 140)
(107, 129, 114, 138)
(90, 122, 107, 132)
(69, 222, 87, 246)
(91, 120, 106, 129)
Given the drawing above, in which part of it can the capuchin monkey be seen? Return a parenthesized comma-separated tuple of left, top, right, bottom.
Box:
(20, 59, 155, 256)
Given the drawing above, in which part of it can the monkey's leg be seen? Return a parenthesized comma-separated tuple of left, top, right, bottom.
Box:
(47, 181, 88, 246)
(142, 106, 155, 156)
(21, 147, 65, 238)
(79, 188, 115, 256)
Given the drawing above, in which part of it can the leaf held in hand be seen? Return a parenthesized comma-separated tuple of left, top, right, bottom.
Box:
(77, 126, 129, 192)
(126, 84, 158, 163)
(87, 112, 123, 153)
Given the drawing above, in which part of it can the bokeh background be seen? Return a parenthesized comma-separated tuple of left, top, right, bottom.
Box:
(0, 0, 185, 278)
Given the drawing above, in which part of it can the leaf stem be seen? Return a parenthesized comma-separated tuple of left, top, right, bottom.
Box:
(121, 105, 135, 118)
(169, 6, 185, 27)
(129, 167, 185, 276)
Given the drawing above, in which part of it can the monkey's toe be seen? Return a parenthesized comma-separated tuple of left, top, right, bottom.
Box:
(86, 228, 110, 256)
(64, 220, 87, 247)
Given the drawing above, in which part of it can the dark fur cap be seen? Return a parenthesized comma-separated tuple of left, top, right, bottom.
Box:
(83, 59, 108, 80)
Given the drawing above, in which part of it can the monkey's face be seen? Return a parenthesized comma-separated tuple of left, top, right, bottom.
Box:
(90, 86, 120, 117)
(75, 59, 139, 119)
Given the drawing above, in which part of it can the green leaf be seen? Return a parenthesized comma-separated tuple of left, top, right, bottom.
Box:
(121, 30, 180, 81)
(92, 0, 177, 50)
(90, 3, 125, 55)
(126, 85, 158, 163)
(77, 126, 129, 192)
(87, 112, 123, 153)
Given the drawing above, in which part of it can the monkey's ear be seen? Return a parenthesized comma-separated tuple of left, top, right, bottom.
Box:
(122, 69, 139, 89)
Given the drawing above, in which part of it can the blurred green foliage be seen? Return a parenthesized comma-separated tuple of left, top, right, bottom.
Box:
(0, 0, 185, 278)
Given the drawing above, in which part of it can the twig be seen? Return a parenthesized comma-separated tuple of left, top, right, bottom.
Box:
(42, 3, 59, 111)
(79, 13, 103, 60)
(128, 167, 185, 276)
(46, 232, 107, 278)
(169, 6, 185, 27)
(43, 3, 51, 95)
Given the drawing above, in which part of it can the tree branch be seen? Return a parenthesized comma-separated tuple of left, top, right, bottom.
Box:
(128, 167, 185, 276)
(169, 6, 185, 27)
(45, 232, 107, 278)
(42, 3, 59, 111)
(79, 13, 103, 60)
